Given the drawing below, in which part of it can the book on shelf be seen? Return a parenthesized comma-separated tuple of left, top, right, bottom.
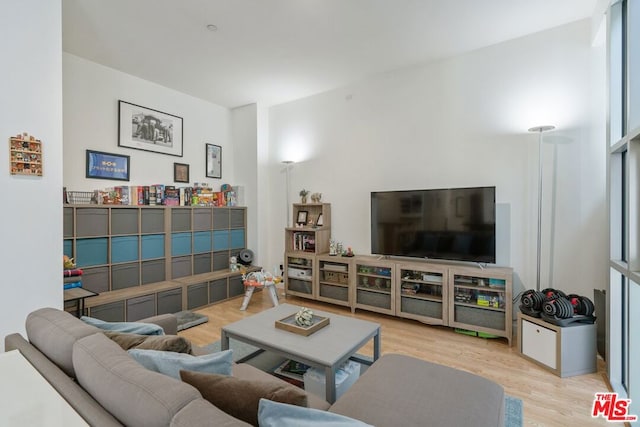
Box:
(273, 359, 310, 386)
(292, 232, 316, 252)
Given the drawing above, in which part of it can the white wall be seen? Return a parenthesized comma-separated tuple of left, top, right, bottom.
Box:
(0, 0, 63, 351)
(265, 19, 607, 298)
(63, 54, 233, 191)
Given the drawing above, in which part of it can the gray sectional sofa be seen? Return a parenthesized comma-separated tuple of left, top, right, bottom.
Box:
(4, 308, 505, 426)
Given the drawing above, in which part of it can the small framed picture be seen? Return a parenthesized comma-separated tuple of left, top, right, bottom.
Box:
(296, 210, 308, 225)
(174, 162, 189, 183)
(316, 213, 324, 227)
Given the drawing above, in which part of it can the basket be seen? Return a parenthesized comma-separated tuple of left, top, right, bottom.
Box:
(67, 191, 95, 204)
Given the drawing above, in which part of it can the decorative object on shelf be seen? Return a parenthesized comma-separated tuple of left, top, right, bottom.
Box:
(329, 239, 338, 256)
(229, 256, 238, 271)
(294, 307, 314, 326)
(310, 192, 322, 203)
(344, 247, 354, 257)
(206, 143, 222, 179)
(299, 189, 309, 203)
(118, 100, 183, 157)
(173, 162, 189, 183)
(315, 213, 324, 227)
(63, 255, 76, 270)
(528, 125, 555, 291)
(9, 132, 43, 176)
(86, 150, 130, 181)
(296, 210, 308, 225)
(275, 311, 330, 336)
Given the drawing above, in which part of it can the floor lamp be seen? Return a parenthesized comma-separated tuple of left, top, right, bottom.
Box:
(282, 161, 294, 227)
(528, 125, 555, 291)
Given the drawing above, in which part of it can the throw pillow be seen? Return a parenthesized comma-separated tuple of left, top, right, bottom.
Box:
(81, 316, 165, 335)
(128, 348, 233, 379)
(258, 398, 373, 427)
(104, 331, 192, 354)
(180, 370, 308, 427)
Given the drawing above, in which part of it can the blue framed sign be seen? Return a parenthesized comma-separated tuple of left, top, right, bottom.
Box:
(86, 150, 130, 181)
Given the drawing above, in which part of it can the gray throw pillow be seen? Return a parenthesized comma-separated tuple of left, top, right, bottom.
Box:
(180, 370, 308, 427)
(128, 348, 233, 379)
(104, 331, 192, 354)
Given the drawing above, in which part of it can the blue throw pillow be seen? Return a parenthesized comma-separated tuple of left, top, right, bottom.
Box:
(258, 399, 373, 427)
(81, 316, 165, 335)
(128, 348, 233, 379)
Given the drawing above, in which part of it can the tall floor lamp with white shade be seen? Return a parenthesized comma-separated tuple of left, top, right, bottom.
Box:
(528, 125, 555, 291)
(282, 161, 294, 227)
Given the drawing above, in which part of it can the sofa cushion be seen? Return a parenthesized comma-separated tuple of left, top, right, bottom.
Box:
(73, 333, 201, 427)
(128, 348, 233, 379)
(170, 398, 252, 427)
(25, 307, 100, 377)
(81, 316, 165, 335)
(105, 331, 192, 353)
(258, 398, 373, 427)
(328, 354, 505, 427)
(180, 370, 308, 427)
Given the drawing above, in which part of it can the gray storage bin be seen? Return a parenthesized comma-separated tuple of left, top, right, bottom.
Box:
(76, 208, 108, 237)
(63, 207, 74, 238)
(229, 209, 245, 228)
(157, 288, 182, 314)
(171, 256, 192, 279)
(455, 305, 505, 330)
(194, 253, 212, 274)
(193, 208, 212, 231)
(228, 276, 244, 297)
(357, 290, 391, 309)
(141, 209, 165, 233)
(111, 209, 139, 235)
(187, 283, 208, 310)
(127, 294, 155, 321)
(111, 263, 140, 290)
(171, 208, 191, 232)
(401, 296, 442, 318)
(89, 301, 125, 322)
(81, 266, 109, 293)
(212, 251, 229, 271)
(288, 278, 312, 295)
(319, 284, 348, 302)
(212, 208, 230, 229)
(209, 278, 228, 303)
(141, 259, 165, 284)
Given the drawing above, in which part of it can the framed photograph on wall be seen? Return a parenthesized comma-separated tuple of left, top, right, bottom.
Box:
(118, 100, 183, 157)
(206, 143, 222, 179)
(86, 150, 130, 181)
(174, 162, 189, 183)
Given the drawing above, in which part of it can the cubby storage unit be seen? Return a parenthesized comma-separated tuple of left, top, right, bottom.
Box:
(448, 266, 513, 345)
(316, 255, 352, 307)
(396, 262, 447, 325)
(354, 259, 395, 315)
(285, 253, 316, 299)
(64, 204, 250, 319)
(285, 203, 331, 254)
(517, 312, 596, 377)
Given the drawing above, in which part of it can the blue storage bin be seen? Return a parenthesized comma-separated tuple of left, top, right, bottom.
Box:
(230, 229, 245, 249)
(76, 238, 108, 267)
(213, 230, 229, 250)
(141, 234, 165, 260)
(64, 239, 73, 258)
(111, 236, 139, 263)
(172, 232, 192, 256)
(193, 231, 212, 253)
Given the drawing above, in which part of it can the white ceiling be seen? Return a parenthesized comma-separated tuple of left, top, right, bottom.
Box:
(62, 0, 598, 109)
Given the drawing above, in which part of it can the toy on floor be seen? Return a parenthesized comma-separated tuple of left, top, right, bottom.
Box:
(240, 269, 281, 310)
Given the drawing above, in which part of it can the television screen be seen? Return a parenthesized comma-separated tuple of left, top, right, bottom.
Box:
(371, 186, 495, 263)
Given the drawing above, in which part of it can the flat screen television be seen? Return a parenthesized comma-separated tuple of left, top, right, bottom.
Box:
(371, 186, 496, 263)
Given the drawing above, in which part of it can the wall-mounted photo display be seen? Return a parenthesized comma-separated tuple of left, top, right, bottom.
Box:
(206, 143, 222, 179)
(118, 100, 183, 157)
(174, 162, 190, 183)
(86, 150, 130, 181)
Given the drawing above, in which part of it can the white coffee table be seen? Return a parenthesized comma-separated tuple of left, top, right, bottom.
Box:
(0, 350, 88, 426)
(221, 303, 381, 403)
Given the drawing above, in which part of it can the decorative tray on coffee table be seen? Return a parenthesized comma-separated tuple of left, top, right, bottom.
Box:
(275, 314, 330, 336)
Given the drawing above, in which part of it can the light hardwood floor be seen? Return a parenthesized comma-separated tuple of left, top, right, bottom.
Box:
(178, 291, 610, 426)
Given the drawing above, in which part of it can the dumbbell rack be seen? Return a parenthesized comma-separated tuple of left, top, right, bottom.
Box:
(517, 312, 597, 377)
